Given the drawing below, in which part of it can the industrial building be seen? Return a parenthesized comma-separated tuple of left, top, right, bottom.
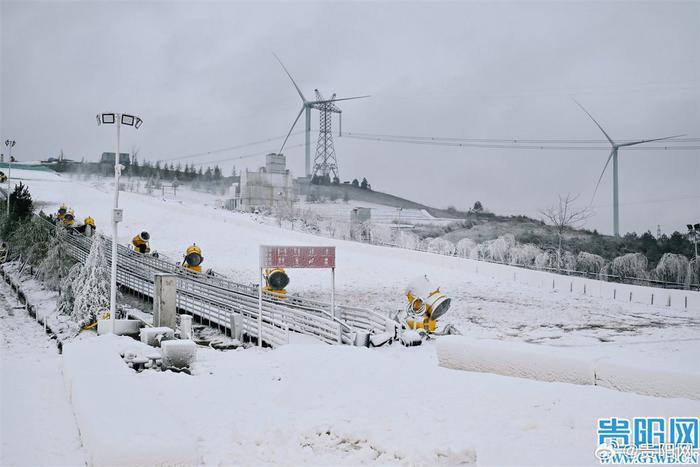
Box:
(229, 153, 294, 212)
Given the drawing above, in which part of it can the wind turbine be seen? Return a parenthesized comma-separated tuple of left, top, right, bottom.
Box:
(574, 99, 682, 236)
(274, 54, 369, 177)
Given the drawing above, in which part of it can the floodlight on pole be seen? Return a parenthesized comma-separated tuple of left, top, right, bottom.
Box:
(96, 112, 143, 334)
(4, 140, 16, 214)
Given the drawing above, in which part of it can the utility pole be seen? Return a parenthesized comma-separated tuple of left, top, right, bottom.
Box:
(4, 140, 16, 214)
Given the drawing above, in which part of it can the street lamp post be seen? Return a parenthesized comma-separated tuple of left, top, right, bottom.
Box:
(688, 223, 700, 263)
(96, 113, 143, 333)
(4, 140, 16, 214)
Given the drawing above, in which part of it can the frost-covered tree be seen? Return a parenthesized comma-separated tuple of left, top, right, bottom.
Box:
(71, 234, 111, 325)
(611, 253, 648, 280)
(427, 237, 455, 255)
(561, 251, 577, 271)
(487, 234, 515, 263)
(510, 244, 542, 267)
(576, 252, 606, 276)
(535, 251, 554, 270)
(395, 230, 420, 250)
(35, 226, 75, 290)
(654, 253, 690, 284)
(7, 217, 51, 268)
(456, 238, 476, 258)
(58, 263, 82, 315)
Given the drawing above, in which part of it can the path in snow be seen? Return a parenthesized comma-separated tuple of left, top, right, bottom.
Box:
(0, 280, 86, 467)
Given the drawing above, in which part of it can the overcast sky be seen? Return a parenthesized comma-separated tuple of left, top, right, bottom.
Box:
(1, 0, 698, 236)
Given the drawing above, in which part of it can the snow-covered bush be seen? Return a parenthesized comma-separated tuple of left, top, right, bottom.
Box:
(370, 223, 394, 245)
(486, 234, 515, 263)
(509, 244, 542, 267)
(455, 238, 476, 257)
(426, 237, 456, 255)
(35, 226, 76, 290)
(469, 242, 489, 260)
(561, 251, 577, 271)
(398, 231, 420, 250)
(654, 253, 690, 284)
(71, 234, 111, 325)
(576, 252, 606, 276)
(535, 251, 554, 270)
(611, 253, 648, 280)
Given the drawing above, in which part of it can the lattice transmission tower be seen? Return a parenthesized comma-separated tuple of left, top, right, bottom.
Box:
(312, 90, 342, 182)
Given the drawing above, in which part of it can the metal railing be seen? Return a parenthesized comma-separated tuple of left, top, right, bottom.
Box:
(38, 214, 388, 347)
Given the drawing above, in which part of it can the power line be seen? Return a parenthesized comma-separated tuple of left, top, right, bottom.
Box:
(345, 131, 700, 145)
(343, 132, 700, 151)
(590, 194, 700, 209)
(188, 143, 305, 167)
(158, 131, 304, 163)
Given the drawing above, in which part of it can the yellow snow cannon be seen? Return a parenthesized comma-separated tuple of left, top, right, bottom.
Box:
(263, 268, 290, 295)
(131, 231, 151, 254)
(0, 171, 6, 183)
(63, 209, 76, 226)
(56, 204, 68, 222)
(404, 275, 451, 332)
(183, 244, 204, 273)
(76, 217, 96, 236)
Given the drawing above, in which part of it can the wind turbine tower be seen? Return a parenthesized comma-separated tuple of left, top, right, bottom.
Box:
(275, 54, 368, 178)
(574, 100, 681, 236)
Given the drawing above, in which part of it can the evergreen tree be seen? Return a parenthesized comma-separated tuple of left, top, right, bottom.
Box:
(71, 234, 111, 325)
(360, 177, 369, 189)
(8, 182, 33, 222)
(58, 263, 82, 315)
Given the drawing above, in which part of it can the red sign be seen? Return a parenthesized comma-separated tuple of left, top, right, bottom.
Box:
(260, 246, 336, 269)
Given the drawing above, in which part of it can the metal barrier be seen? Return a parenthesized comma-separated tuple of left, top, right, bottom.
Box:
(40, 214, 388, 347)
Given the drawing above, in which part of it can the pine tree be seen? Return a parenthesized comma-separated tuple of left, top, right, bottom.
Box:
(71, 234, 111, 325)
(58, 263, 82, 315)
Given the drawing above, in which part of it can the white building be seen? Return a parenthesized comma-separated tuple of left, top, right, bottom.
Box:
(233, 153, 294, 212)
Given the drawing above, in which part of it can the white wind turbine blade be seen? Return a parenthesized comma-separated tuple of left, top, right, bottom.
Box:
(279, 106, 305, 153)
(617, 134, 685, 147)
(273, 53, 306, 103)
(573, 98, 615, 146)
(591, 148, 615, 202)
(312, 95, 370, 104)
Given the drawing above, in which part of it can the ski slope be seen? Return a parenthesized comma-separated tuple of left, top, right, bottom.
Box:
(17, 170, 699, 344)
(4, 168, 700, 465)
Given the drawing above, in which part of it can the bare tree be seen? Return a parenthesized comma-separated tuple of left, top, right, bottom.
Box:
(540, 194, 591, 270)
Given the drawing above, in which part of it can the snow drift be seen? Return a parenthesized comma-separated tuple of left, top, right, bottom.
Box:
(62, 335, 200, 466)
(437, 336, 700, 400)
(436, 336, 596, 385)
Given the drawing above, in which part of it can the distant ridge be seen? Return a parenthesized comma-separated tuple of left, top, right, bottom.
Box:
(294, 179, 459, 219)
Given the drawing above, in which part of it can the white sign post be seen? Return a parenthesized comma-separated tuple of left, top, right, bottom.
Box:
(258, 245, 336, 347)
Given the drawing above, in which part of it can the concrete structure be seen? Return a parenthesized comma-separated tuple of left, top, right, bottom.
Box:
(154, 274, 177, 329)
(232, 153, 294, 212)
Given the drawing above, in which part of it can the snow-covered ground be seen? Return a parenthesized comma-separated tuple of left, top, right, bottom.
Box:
(0, 279, 86, 466)
(2, 168, 699, 465)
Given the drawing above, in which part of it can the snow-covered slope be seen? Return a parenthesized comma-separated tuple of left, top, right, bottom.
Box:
(3, 169, 699, 466)
(12, 169, 700, 363)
